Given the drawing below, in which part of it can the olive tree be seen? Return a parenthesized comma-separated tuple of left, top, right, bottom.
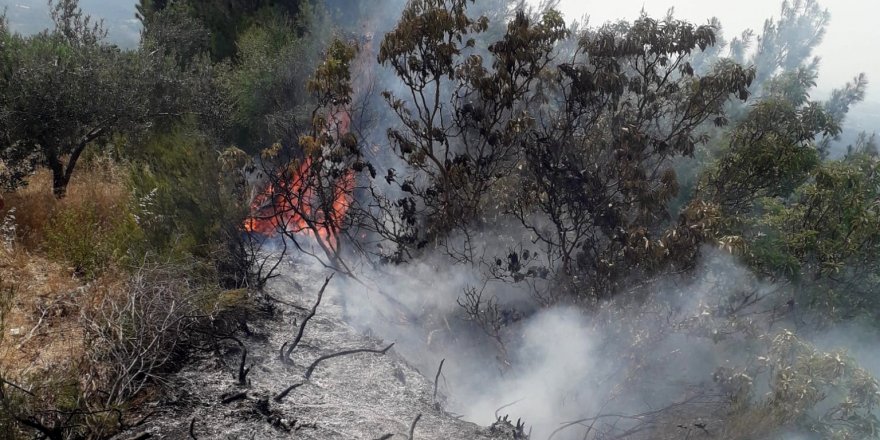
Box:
(0, 0, 219, 197)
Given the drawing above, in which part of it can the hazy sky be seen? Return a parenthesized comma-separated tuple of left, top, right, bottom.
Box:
(551, 0, 880, 101)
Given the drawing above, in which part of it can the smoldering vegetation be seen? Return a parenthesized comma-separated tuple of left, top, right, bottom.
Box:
(2, 0, 880, 439)
(270, 0, 880, 438)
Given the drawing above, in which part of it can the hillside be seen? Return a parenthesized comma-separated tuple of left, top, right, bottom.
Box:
(115, 257, 515, 440)
(4, 1, 880, 439)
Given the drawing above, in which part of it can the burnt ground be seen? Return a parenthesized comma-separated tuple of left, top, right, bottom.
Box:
(113, 255, 509, 440)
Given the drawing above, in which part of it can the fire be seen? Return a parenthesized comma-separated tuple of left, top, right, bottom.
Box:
(245, 33, 371, 250)
(244, 158, 354, 249)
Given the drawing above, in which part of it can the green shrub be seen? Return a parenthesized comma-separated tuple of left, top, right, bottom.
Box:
(44, 196, 144, 279)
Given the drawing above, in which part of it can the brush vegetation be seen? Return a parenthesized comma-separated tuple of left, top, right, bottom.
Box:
(1, 0, 879, 438)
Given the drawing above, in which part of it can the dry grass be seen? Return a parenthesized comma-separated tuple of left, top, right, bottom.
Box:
(0, 160, 250, 438)
(3, 158, 129, 250)
(0, 250, 85, 376)
(0, 159, 130, 384)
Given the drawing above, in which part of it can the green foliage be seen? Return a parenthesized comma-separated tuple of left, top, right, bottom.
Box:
(695, 74, 880, 322)
(128, 126, 246, 260)
(220, 7, 326, 151)
(0, 0, 219, 197)
(139, 1, 210, 67)
(0, 0, 123, 195)
(749, 0, 830, 92)
(702, 97, 830, 215)
(135, 0, 168, 26)
(140, 0, 307, 61)
(719, 331, 880, 439)
(44, 197, 145, 278)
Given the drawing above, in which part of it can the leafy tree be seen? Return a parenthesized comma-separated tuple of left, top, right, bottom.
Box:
(0, 0, 221, 197)
(138, 0, 307, 61)
(370, 0, 567, 262)
(139, 1, 211, 68)
(510, 16, 755, 299)
(220, 10, 325, 151)
(696, 60, 876, 321)
(749, 0, 830, 94)
(135, 0, 169, 25)
(0, 1, 141, 197)
(700, 70, 838, 216)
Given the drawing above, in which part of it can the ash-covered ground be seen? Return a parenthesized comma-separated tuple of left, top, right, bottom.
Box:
(113, 255, 513, 440)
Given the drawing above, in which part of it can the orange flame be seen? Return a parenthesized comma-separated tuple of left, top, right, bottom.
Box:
(244, 158, 354, 249)
(245, 109, 355, 250)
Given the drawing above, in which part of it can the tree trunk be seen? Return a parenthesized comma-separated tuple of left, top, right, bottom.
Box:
(49, 160, 69, 199)
(50, 142, 87, 199)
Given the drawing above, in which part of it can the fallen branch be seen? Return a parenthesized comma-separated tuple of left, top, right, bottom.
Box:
(220, 392, 248, 405)
(265, 294, 308, 311)
(0, 377, 34, 396)
(273, 382, 304, 403)
(408, 413, 422, 440)
(237, 344, 251, 385)
(279, 341, 289, 364)
(219, 336, 252, 385)
(282, 274, 334, 363)
(304, 343, 395, 380)
(433, 359, 445, 404)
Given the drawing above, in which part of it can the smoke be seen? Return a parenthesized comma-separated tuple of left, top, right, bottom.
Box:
(295, 244, 743, 438)
(266, 233, 873, 439)
(277, 2, 880, 439)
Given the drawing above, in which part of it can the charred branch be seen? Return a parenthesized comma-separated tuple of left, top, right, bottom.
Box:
(282, 275, 334, 363)
(273, 382, 304, 403)
(432, 358, 445, 405)
(408, 413, 422, 440)
(220, 392, 248, 405)
(303, 343, 395, 380)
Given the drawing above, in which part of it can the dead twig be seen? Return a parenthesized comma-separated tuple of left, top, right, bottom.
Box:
(282, 275, 334, 363)
(273, 382, 304, 403)
(0, 377, 33, 396)
(304, 343, 395, 380)
(432, 359, 445, 404)
(265, 294, 308, 311)
(218, 336, 251, 385)
(238, 345, 251, 385)
(494, 398, 524, 419)
(408, 413, 422, 440)
(220, 391, 248, 405)
(129, 410, 158, 428)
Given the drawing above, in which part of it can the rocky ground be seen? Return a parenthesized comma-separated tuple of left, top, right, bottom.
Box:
(113, 255, 511, 440)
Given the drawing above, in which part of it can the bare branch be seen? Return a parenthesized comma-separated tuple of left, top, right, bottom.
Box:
(432, 359, 445, 405)
(304, 343, 395, 380)
(220, 392, 247, 405)
(273, 382, 303, 403)
(408, 413, 422, 440)
(283, 274, 334, 362)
